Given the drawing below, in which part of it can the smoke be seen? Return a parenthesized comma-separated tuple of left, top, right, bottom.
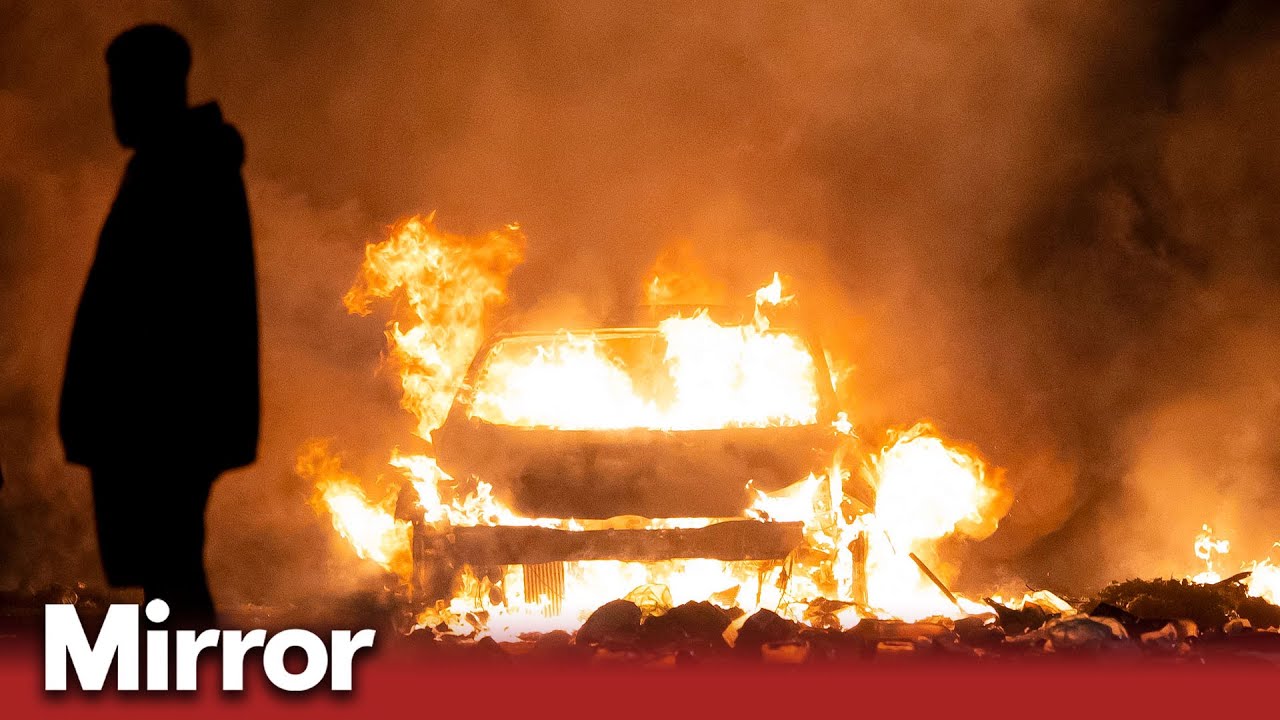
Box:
(1, 1, 1278, 603)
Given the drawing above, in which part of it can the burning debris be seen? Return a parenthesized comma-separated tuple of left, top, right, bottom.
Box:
(1184, 525, 1280, 606)
(395, 586, 1280, 666)
(297, 215, 1280, 662)
(1097, 578, 1280, 635)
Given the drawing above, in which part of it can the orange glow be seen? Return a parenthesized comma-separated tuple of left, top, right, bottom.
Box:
(643, 241, 727, 306)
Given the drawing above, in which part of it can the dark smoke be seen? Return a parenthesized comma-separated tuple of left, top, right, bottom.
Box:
(1, 1, 1278, 604)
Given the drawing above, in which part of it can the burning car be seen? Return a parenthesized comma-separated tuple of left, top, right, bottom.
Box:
(305, 218, 1014, 631)
(413, 302, 862, 610)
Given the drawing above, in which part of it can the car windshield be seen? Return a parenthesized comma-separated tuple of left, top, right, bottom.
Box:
(466, 318, 821, 431)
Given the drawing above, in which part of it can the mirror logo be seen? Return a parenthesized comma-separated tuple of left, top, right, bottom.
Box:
(44, 600, 376, 692)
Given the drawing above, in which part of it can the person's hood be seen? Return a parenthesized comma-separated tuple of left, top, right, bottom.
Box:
(169, 102, 245, 169)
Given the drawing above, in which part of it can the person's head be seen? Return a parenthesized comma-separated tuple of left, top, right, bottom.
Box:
(105, 24, 191, 148)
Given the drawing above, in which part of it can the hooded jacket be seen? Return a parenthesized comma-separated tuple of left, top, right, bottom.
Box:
(60, 102, 259, 474)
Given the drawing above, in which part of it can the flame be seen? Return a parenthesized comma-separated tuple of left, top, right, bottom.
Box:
(305, 214, 1015, 637)
(423, 559, 798, 641)
(1247, 558, 1280, 605)
(743, 424, 1011, 623)
(298, 440, 411, 577)
(391, 449, 558, 530)
(469, 311, 820, 431)
(754, 272, 790, 309)
(308, 215, 1280, 638)
(304, 216, 526, 578)
(859, 424, 1009, 620)
(343, 214, 525, 439)
(1187, 526, 1280, 605)
(644, 241, 727, 306)
(1191, 524, 1231, 584)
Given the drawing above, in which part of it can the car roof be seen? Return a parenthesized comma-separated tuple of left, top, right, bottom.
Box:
(484, 324, 810, 341)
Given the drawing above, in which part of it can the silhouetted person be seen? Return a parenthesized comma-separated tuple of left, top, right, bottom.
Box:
(60, 25, 259, 626)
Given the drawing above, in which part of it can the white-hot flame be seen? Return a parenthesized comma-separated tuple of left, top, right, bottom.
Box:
(469, 314, 819, 431)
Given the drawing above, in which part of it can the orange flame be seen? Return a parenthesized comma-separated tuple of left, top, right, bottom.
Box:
(305, 216, 526, 578)
(298, 440, 411, 577)
(860, 424, 1009, 620)
(344, 214, 525, 439)
(1191, 524, 1231, 584)
(1187, 526, 1280, 605)
(747, 423, 1010, 622)
(1247, 558, 1280, 605)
